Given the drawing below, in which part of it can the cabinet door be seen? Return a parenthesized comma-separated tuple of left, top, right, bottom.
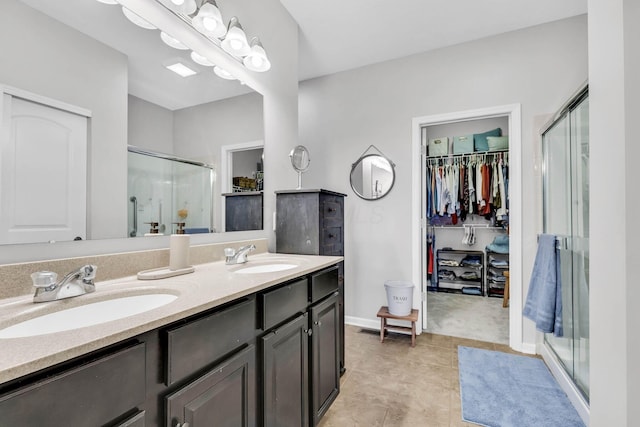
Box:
(310, 293, 340, 426)
(166, 345, 256, 427)
(262, 313, 310, 427)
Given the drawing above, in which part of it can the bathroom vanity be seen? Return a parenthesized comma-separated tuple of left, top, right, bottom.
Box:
(0, 253, 342, 427)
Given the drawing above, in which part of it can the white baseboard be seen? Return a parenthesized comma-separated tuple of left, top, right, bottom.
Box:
(540, 343, 590, 426)
(519, 342, 537, 355)
(345, 315, 419, 336)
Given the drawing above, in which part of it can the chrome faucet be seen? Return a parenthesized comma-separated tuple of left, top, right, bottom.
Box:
(31, 265, 97, 303)
(224, 244, 256, 265)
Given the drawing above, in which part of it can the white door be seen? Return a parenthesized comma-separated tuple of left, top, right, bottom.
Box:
(0, 94, 88, 244)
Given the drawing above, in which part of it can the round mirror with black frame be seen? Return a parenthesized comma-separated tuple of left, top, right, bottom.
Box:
(289, 145, 310, 189)
(350, 149, 396, 200)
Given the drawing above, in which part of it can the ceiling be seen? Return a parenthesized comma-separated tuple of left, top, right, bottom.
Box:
(279, 0, 588, 81)
(18, 0, 588, 108)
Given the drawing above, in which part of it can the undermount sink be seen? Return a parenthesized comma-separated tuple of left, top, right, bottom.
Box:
(234, 263, 298, 274)
(0, 293, 178, 339)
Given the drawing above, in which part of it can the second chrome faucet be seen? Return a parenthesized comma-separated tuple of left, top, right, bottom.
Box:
(224, 245, 256, 265)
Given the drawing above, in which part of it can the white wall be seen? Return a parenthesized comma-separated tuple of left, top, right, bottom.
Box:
(0, 0, 128, 242)
(588, 0, 640, 424)
(128, 95, 174, 154)
(299, 16, 588, 348)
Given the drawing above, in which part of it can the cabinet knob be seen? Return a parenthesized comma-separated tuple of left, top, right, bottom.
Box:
(304, 328, 313, 336)
(314, 321, 322, 326)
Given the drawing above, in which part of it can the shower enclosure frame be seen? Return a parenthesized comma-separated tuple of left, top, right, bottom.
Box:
(539, 82, 590, 423)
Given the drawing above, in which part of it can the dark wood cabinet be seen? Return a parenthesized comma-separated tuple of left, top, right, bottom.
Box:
(0, 343, 146, 427)
(262, 313, 310, 427)
(276, 189, 346, 375)
(223, 191, 263, 231)
(309, 292, 340, 425)
(166, 345, 256, 427)
(0, 263, 342, 427)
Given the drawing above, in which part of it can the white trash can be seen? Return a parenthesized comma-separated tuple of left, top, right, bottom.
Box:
(384, 280, 414, 316)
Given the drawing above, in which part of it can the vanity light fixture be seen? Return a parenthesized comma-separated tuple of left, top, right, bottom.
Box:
(221, 17, 251, 57)
(192, 0, 226, 38)
(122, 7, 157, 30)
(165, 61, 198, 77)
(190, 51, 215, 67)
(160, 31, 189, 50)
(161, 0, 198, 15)
(213, 66, 235, 80)
(243, 37, 271, 72)
(95, 0, 271, 75)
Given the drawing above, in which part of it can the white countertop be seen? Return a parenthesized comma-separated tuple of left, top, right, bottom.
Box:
(0, 253, 342, 384)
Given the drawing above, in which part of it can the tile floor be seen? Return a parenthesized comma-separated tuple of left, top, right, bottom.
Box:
(319, 325, 529, 427)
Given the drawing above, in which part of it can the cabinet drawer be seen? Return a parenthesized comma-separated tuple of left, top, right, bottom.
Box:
(321, 197, 343, 229)
(310, 265, 339, 304)
(165, 297, 256, 386)
(322, 226, 342, 245)
(116, 410, 145, 427)
(260, 278, 308, 330)
(0, 343, 145, 427)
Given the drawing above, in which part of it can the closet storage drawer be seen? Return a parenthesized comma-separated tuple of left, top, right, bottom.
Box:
(453, 135, 474, 154)
(0, 343, 146, 427)
(165, 297, 256, 386)
(309, 265, 339, 304)
(260, 278, 308, 330)
(428, 137, 449, 157)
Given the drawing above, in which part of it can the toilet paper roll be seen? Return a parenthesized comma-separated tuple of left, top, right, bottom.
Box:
(169, 234, 190, 271)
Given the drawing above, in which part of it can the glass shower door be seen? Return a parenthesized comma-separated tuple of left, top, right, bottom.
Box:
(541, 91, 589, 401)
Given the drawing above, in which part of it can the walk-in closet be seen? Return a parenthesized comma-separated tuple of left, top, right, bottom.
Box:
(421, 115, 511, 345)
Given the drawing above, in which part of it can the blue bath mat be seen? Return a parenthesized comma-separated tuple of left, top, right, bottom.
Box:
(458, 346, 585, 427)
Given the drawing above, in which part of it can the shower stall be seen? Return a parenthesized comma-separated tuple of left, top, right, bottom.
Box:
(127, 147, 214, 237)
(540, 84, 590, 408)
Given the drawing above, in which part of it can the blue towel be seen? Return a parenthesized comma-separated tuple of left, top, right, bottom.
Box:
(523, 234, 563, 336)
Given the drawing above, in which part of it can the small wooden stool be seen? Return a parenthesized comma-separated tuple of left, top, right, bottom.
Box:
(376, 306, 419, 347)
(503, 271, 510, 308)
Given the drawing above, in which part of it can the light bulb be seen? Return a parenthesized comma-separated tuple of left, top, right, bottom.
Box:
(251, 56, 265, 68)
(171, 0, 185, 5)
(230, 39, 243, 51)
(203, 17, 217, 31)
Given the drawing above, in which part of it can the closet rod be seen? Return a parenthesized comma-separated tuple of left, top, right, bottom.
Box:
(426, 149, 508, 160)
(430, 225, 506, 230)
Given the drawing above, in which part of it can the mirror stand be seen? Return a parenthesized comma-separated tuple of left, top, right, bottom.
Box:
(289, 145, 311, 189)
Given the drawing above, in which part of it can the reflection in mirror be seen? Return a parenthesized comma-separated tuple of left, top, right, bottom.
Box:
(289, 145, 310, 189)
(0, 0, 264, 245)
(127, 147, 214, 237)
(350, 154, 396, 200)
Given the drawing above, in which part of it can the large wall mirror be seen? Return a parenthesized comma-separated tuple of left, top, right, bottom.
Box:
(0, 0, 264, 245)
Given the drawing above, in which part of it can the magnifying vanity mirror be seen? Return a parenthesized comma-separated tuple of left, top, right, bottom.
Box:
(289, 145, 310, 189)
(350, 146, 396, 200)
(0, 0, 265, 245)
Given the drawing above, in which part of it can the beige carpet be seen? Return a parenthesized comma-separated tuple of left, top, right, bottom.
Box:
(425, 291, 509, 344)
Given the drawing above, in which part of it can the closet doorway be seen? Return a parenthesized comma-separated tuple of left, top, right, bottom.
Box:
(411, 104, 523, 350)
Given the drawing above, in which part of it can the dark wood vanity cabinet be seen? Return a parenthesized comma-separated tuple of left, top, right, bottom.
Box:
(262, 313, 310, 427)
(309, 291, 340, 425)
(260, 265, 340, 427)
(276, 189, 346, 375)
(223, 191, 263, 232)
(0, 343, 146, 427)
(166, 345, 256, 427)
(0, 263, 341, 427)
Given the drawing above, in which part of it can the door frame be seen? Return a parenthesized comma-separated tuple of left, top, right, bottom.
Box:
(411, 103, 523, 351)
